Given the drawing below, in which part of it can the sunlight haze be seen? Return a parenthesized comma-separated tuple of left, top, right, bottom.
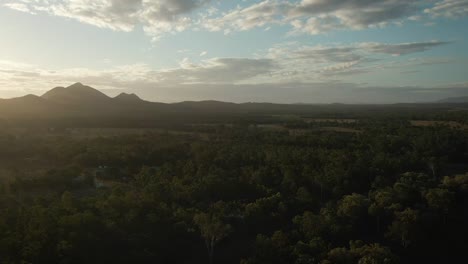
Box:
(0, 0, 467, 103)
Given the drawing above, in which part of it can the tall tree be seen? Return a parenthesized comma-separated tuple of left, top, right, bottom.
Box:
(194, 210, 231, 264)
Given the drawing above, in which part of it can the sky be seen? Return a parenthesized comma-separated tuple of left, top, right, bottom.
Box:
(0, 0, 468, 103)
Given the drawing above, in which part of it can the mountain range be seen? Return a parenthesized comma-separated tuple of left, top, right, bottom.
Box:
(0, 83, 466, 125)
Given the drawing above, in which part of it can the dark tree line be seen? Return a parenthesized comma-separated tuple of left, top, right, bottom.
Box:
(0, 118, 467, 263)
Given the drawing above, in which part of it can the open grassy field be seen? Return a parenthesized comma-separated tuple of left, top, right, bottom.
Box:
(411, 120, 468, 130)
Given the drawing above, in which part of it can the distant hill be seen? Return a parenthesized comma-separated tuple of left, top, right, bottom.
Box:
(42, 83, 112, 105)
(0, 83, 466, 126)
(0, 94, 63, 119)
(114, 92, 143, 103)
(437, 96, 468, 103)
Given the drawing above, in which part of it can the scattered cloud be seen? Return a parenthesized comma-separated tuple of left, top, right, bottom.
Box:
(158, 58, 278, 84)
(4, 0, 468, 40)
(359, 41, 451, 56)
(292, 46, 362, 63)
(3, 2, 34, 14)
(424, 0, 468, 18)
(0, 38, 455, 97)
(4, 0, 211, 41)
(320, 61, 367, 76)
(1, 1, 466, 103)
(289, 0, 419, 31)
(0, 57, 465, 103)
(201, 0, 422, 35)
(262, 40, 451, 80)
(202, 1, 289, 33)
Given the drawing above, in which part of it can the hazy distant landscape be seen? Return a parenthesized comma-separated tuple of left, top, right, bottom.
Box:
(0, 82, 467, 264)
(1, 82, 467, 124)
(1, 0, 468, 263)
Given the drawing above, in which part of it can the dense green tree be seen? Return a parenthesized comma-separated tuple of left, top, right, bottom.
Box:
(386, 208, 420, 248)
(194, 204, 232, 264)
(0, 114, 467, 263)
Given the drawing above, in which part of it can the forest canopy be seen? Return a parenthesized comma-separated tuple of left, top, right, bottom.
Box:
(0, 113, 467, 264)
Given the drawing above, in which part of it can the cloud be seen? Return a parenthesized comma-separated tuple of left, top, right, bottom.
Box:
(289, 16, 343, 35)
(424, 0, 468, 18)
(359, 41, 451, 56)
(289, 0, 419, 32)
(0, 60, 36, 70)
(4, 0, 468, 40)
(4, 0, 211, 41)
(0, 55, 466, 103)
(263, 40, 451, 80)
(263, 43, 367, 80)
(0, 70, 41, 78)
(3, 2, 35, 14)
(292, 46, 362, 62)
(201, 0, 439, 36)
(140, 0, 211, 41)
(0, 39, 452, 93)
(157, 58, 278, 84)
(0, 57, 278, 92)
(0, 38, 461, 101)
(202, 0, 289, 33)
(200, 51, 208, 56)
(266, 43, 363, 63)
(319, 61, 368, 76)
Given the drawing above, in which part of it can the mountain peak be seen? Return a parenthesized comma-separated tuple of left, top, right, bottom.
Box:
(41, 83, 111, 104)
(65, 82, 97, 92)
(8, 94, 45, 103)
(68, 82, 84, 88)
(114, 92, 141, 101)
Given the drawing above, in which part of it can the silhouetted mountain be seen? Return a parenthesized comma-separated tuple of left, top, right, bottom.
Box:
(0, 83, 466, 125)
(6, 94, 45, 104)
(437, 96, 468, 103)
(174, 100, 240, 112)
(42, 83, 112, 105)
(114, 92, 143, 103)
(0, 94, 66, 119)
